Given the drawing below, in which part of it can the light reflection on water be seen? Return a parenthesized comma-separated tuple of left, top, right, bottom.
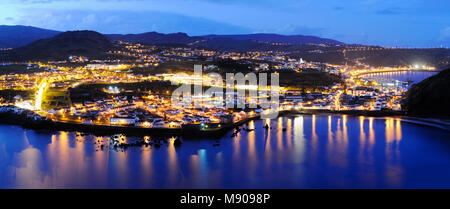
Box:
(1, 115, 450, 189)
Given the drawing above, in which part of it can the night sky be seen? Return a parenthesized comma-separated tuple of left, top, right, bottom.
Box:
(1, 0, 450, 47)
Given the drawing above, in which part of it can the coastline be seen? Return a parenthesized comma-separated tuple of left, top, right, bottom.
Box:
(0, 110, 262, 138)
(396, 116, 450, 131)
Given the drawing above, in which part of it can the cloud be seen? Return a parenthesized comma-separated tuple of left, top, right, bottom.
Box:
(81, 14, 97, 25)
(5, 17, 15, 21)
(4, 0, 450, 47)
(13, 9, 252, 35)
(266, 24, 325, 36)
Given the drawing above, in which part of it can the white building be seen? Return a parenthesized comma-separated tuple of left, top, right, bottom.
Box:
(110, 117, 136, 125)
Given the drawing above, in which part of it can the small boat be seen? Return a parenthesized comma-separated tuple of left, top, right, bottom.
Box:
(110, 134, 126, 144)
(282, 128, 287, 131)
(264, 124, 269, 129)
(143, 136, 150, 144)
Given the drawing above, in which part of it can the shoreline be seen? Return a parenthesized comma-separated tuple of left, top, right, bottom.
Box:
(0, 110, 264, 138)
(0, 109, 448, 138)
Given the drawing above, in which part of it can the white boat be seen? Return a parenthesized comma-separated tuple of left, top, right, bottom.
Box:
(110, 134, 126, 145)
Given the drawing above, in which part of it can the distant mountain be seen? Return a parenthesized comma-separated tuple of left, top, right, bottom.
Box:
(106, 31, 343, 51)
(6, 30, 114, 61)
(0, 25, 60, 48)
(107, 32, 202, 45)
(402, 68, 450, 117)
(107, 32, 342, 46)
(0, 25, 343, 51)
(198, 33, 343, 45)
(188, 38, 291, 52)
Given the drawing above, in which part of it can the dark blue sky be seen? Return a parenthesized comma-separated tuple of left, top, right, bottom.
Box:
(1, 0, 450, 47)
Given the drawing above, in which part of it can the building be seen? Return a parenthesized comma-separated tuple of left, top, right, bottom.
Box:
(110, 117, 136, 126)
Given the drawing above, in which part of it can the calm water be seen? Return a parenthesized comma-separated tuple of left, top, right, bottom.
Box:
(1, 115, 450, 189)
(361, 71, 437, 84)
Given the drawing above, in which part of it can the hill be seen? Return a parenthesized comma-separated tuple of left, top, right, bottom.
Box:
(0, 25, 60, 48)
(5, 30, 114, 61)
(402, 68, 450, 117)
(345, 48, 450, 67)
(289, 46, 450, 67)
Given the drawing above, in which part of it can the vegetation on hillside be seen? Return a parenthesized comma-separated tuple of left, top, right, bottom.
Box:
(402, 68, 450, 117)
(2, 31, 116, 61)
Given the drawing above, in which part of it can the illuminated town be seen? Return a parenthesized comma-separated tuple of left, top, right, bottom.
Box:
(2, 0, 450, 197)
(0, 38, 439, 136)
